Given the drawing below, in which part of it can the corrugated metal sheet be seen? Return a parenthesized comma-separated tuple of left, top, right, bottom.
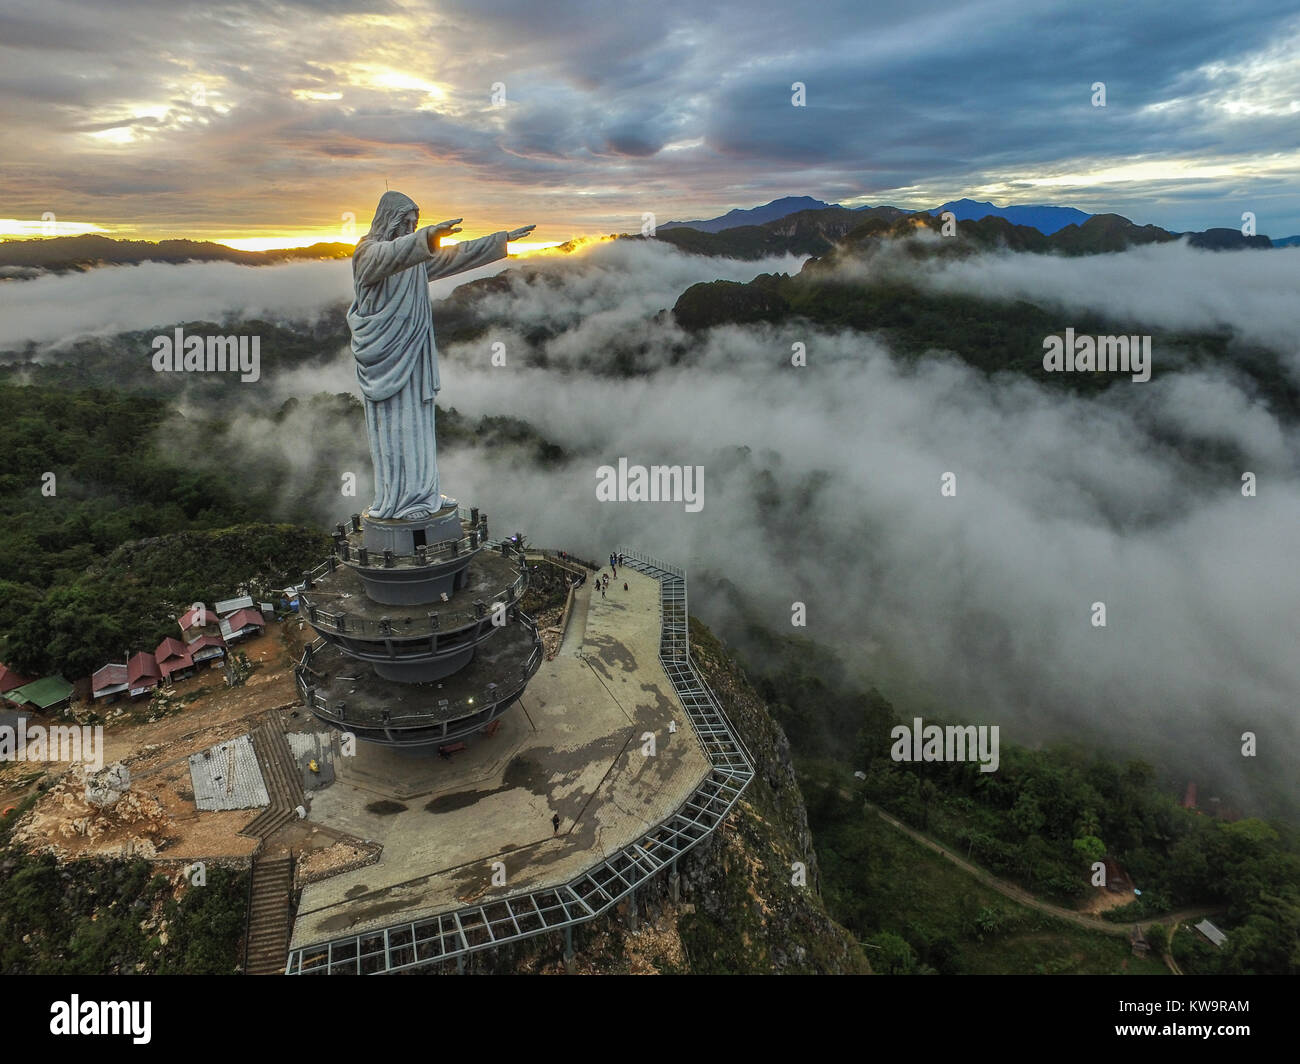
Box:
(189, 734, 270, 810)
(220, 608, 265, 641)
(0, 664, 33, 694)
(127, 651, 161, 685)
(92, 663, 129, 698)
(178, 604, 215, 630)
(5, 674, 73, 709)
(1195, 919, 1227, 947)
(155, 636, 189, 660)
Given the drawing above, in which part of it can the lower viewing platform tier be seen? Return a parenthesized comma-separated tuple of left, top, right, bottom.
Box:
(296, 618, 543, 746)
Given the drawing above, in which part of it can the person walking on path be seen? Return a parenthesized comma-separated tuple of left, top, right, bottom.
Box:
(552, 812, 561, 833)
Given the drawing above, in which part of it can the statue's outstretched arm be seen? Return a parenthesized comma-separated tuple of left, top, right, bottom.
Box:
(424, 230, 510, 281)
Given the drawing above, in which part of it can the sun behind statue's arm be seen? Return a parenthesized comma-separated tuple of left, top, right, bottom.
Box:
(422, 225, 533, 282)
(425, 218, 462, 251)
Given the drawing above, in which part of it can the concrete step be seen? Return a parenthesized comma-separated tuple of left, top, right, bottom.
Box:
(242, 805, 294, 839)
(239, 718, 306, 841)
(247, 716, 306, 820)
(246, 856, 294, 975)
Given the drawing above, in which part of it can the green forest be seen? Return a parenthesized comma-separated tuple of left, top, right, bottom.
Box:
(0, 384, 564, 679)
(0, 385, 330, 677)
(0, 798, 247, 974)
(743, 630, 1300, 975)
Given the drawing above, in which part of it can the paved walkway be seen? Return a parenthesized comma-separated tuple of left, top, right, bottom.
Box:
(290, 567, 710, 951)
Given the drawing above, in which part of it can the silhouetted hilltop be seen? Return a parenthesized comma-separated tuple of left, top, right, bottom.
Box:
(0, 234, 355, 273)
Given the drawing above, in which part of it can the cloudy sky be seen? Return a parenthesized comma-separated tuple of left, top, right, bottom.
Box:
(2, 0, 1299, 246)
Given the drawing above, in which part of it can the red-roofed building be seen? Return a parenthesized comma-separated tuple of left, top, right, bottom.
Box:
(178, 603, 217, 636)
(220, 607, 265, 644)
(0, 663, 32, 696)
(92, 663, 130, 703)
(185, 632, 227, 666)
(127, 651, 162, 699)
(155, 637, 195, 681)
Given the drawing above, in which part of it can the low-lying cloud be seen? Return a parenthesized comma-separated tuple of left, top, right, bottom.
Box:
(844, 235, 1300, 374)
(9, 237, 1300, 813)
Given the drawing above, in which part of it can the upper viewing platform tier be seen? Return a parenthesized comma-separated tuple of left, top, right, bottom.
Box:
(299, 546, 527, 682)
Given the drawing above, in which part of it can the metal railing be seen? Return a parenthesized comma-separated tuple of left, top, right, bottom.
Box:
(302, 572, 527, 640)
(525, 547, 601, 575)
(306, 511, 502, 574)
(295, 615, 544, 727)
(299, 540, 529, 640)
(284, 548, 754, 974)
(617, 548, 755, 770)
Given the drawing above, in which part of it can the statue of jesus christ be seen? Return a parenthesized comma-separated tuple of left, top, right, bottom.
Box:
(347, 190, 534, 520)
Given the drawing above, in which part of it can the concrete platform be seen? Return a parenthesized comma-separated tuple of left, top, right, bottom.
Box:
(289, 566, 710, 950)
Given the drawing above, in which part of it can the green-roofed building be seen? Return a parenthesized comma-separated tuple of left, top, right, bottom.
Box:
(4, 675, 73, 711)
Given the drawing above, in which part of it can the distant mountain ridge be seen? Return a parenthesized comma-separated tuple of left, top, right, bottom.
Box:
(661, 195, 1090, 235)
(660, 196, 841, 232)
(2, 202, 1289, 277)
(656, 195, 1293, 245)
(925, 198, 1090, 235)
(651, 206, 1277, 260)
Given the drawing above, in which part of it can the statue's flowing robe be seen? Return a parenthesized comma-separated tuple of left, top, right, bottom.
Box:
(347, 192, 508, 519)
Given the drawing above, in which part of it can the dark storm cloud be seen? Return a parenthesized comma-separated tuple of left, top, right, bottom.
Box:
(1, 0, 1298, 236)
(702, 1, 1298, 170)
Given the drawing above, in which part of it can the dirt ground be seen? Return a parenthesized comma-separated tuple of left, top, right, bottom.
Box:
(535, 604, 565, 659)
(1079, 887, 1138, 914)
(3, 621, 333, 862)
(293, 831, 381, 885)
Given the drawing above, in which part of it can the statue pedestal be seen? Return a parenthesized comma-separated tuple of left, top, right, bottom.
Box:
(327, 505, 487, 606)
(362, 504, 461, 555)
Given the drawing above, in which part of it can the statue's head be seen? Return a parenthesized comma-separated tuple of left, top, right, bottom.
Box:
(366, 190, 420, 242)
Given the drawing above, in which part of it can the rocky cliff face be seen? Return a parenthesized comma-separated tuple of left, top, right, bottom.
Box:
(457, 616, 869, 975)
(669, 617, 869, 974)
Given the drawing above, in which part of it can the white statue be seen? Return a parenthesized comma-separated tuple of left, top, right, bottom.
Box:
(347, 191, 534, 520)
